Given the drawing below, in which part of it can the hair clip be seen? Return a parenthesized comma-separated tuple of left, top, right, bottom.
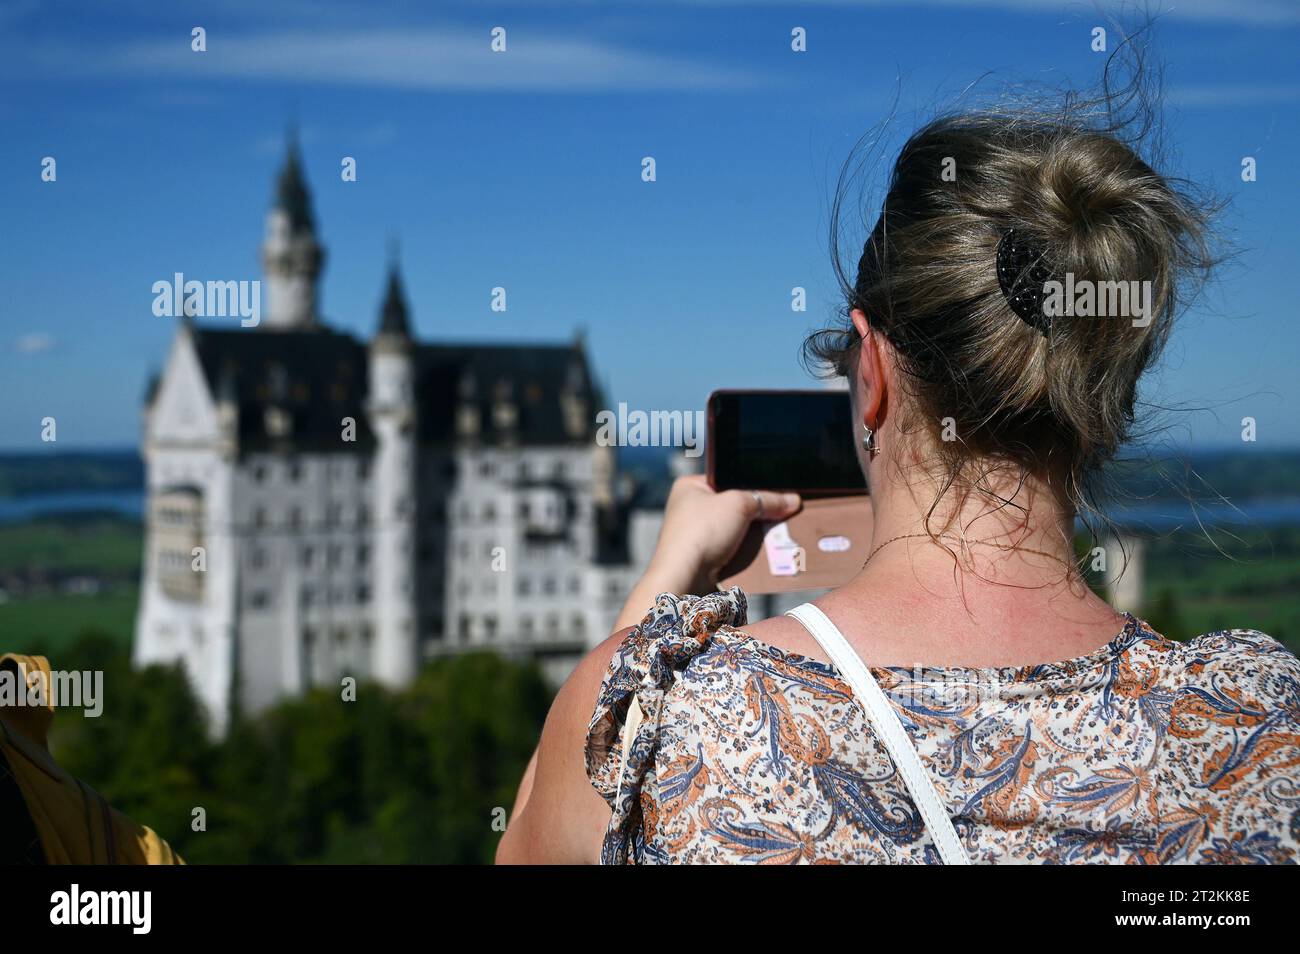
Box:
(995, 228, 1053, 336)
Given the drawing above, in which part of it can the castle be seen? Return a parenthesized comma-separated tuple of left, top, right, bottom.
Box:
(132, 143, 658, 734)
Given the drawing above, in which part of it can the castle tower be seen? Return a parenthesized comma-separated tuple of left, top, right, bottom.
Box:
(260, 134, 325, 329)
(368, 261, 418, 685)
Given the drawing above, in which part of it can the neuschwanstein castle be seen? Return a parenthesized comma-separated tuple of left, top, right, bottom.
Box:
(133, 143, 662, 734)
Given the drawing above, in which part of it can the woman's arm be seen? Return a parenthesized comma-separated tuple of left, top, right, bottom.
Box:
(496, 476, 801, 863)
(495, 629, 628, 864)
(613, 476, 801, 629)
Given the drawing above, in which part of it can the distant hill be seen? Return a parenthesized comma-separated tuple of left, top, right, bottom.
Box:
(1105, 449, 1300, 502)
(0, 445, 1294, 504)
(619, 445, 1300, 507)
(0, 450, 143, 498)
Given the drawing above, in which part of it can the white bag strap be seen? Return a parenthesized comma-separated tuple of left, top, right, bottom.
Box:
(785, 603, 969, 865)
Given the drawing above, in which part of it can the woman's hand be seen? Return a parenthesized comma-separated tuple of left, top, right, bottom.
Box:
(612, 475, 801, 630)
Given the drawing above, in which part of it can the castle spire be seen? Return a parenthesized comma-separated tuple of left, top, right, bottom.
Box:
(275, 127, 316, 235)
(375, 245, 412, 342)
(261, 130, 325, 330)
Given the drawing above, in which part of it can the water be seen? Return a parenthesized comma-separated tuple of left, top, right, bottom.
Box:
(1, 488, 1299, 532)
(1096, 498, 1300, 533)
(0, 490, 144, 524)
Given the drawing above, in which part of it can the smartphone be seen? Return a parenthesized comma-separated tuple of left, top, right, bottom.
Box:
(706, 389, 872, 594)
(706, 389, 866, 494)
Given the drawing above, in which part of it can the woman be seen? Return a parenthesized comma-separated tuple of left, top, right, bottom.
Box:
(496, 72, 1300, 865)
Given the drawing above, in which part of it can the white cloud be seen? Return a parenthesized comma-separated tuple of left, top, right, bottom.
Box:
(1169, 84, 1300, 107)
(589, 0, 1300, 25)
(13, 333, 56, 355)
(18, 27, 762, 93)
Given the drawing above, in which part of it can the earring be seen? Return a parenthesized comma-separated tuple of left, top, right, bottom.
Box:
(862, 425, 878, 454)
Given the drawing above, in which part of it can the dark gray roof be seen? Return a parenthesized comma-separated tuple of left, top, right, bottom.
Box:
(192, 327, 374, 452)
(275, 142, 316, 235)
(377, 266, 411, 339)
(187, 327, 599, 453)
(415, 341, 597, 445)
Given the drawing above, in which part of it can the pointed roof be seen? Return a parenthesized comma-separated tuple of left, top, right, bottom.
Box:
(377, 264, 412, 339)
(274, 132, 316, 234)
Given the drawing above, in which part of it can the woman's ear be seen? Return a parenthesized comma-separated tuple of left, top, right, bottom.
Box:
(850, 309, 886, 430)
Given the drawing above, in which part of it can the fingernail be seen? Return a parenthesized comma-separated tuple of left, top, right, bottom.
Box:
(782, 493, 801, 509)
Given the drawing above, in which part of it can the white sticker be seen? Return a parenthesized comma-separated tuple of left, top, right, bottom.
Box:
(818, 535, 851, 553)
(763, 521, 802, 577)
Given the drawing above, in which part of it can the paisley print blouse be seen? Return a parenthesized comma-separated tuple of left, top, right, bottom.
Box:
(585, 588, 1300, 864)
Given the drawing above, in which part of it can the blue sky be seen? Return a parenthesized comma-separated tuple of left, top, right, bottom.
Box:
(2, 0, 1298, 451)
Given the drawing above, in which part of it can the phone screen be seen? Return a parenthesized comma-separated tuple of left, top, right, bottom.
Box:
(708, 390, 866, 494)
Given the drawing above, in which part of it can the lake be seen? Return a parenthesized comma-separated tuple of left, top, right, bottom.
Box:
(2, 488, 1300, 532)
(0, 490, 145, 524)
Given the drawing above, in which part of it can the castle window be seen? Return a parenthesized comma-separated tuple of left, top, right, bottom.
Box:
(568, 576, 581, 595)
(289, 461, 302, 482)
(253, 507, 268, 529)
(253, 463, 268, 483)
(154, 488, 204, 603)
(300, 545, 314, 568)
(357, 544, 370, 565)
(484, 616, 498, 640)
(458, 615, 472, 642)
(250, 547, 267, 570)
(356, 584, 370, 604)
(520, 616, 534, 638)
(517, 577, 532, 596)
(289, 507, 302, 529)
(250, 590, 271, 610)
(572, 615, 586, 636)
(543, 577, 557, 595)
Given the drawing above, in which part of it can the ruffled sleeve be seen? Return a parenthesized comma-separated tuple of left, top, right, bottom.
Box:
(585, 587, 748, 864)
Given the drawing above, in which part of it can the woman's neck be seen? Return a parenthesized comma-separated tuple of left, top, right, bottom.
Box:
(816, 453, 1126, 667)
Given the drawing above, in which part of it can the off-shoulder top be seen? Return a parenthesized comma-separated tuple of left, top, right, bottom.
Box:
(584, 588, 1300, 864)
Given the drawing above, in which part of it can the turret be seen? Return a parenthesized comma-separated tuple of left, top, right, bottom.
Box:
(367, 260, 417, 685)
(260, 133, 325, 329)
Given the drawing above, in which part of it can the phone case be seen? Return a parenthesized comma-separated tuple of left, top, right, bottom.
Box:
(717, 495, 873, 594)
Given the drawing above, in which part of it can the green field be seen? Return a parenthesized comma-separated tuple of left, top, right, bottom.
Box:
(0, 584, 139, 658)
(0, 514, 141, 658)
(0, 514, 1298, 662)
(1140, 525, 1300, 654)
(0, 513, 141, 576)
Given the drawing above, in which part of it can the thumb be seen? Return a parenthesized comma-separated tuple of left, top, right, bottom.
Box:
(745, 490, 801, 521)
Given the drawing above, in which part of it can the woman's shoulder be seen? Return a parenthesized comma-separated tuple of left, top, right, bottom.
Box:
(1155, 624, 1300, 861)
(1169, 624, 1300, 689)
(1160, 624, 1300, 723)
